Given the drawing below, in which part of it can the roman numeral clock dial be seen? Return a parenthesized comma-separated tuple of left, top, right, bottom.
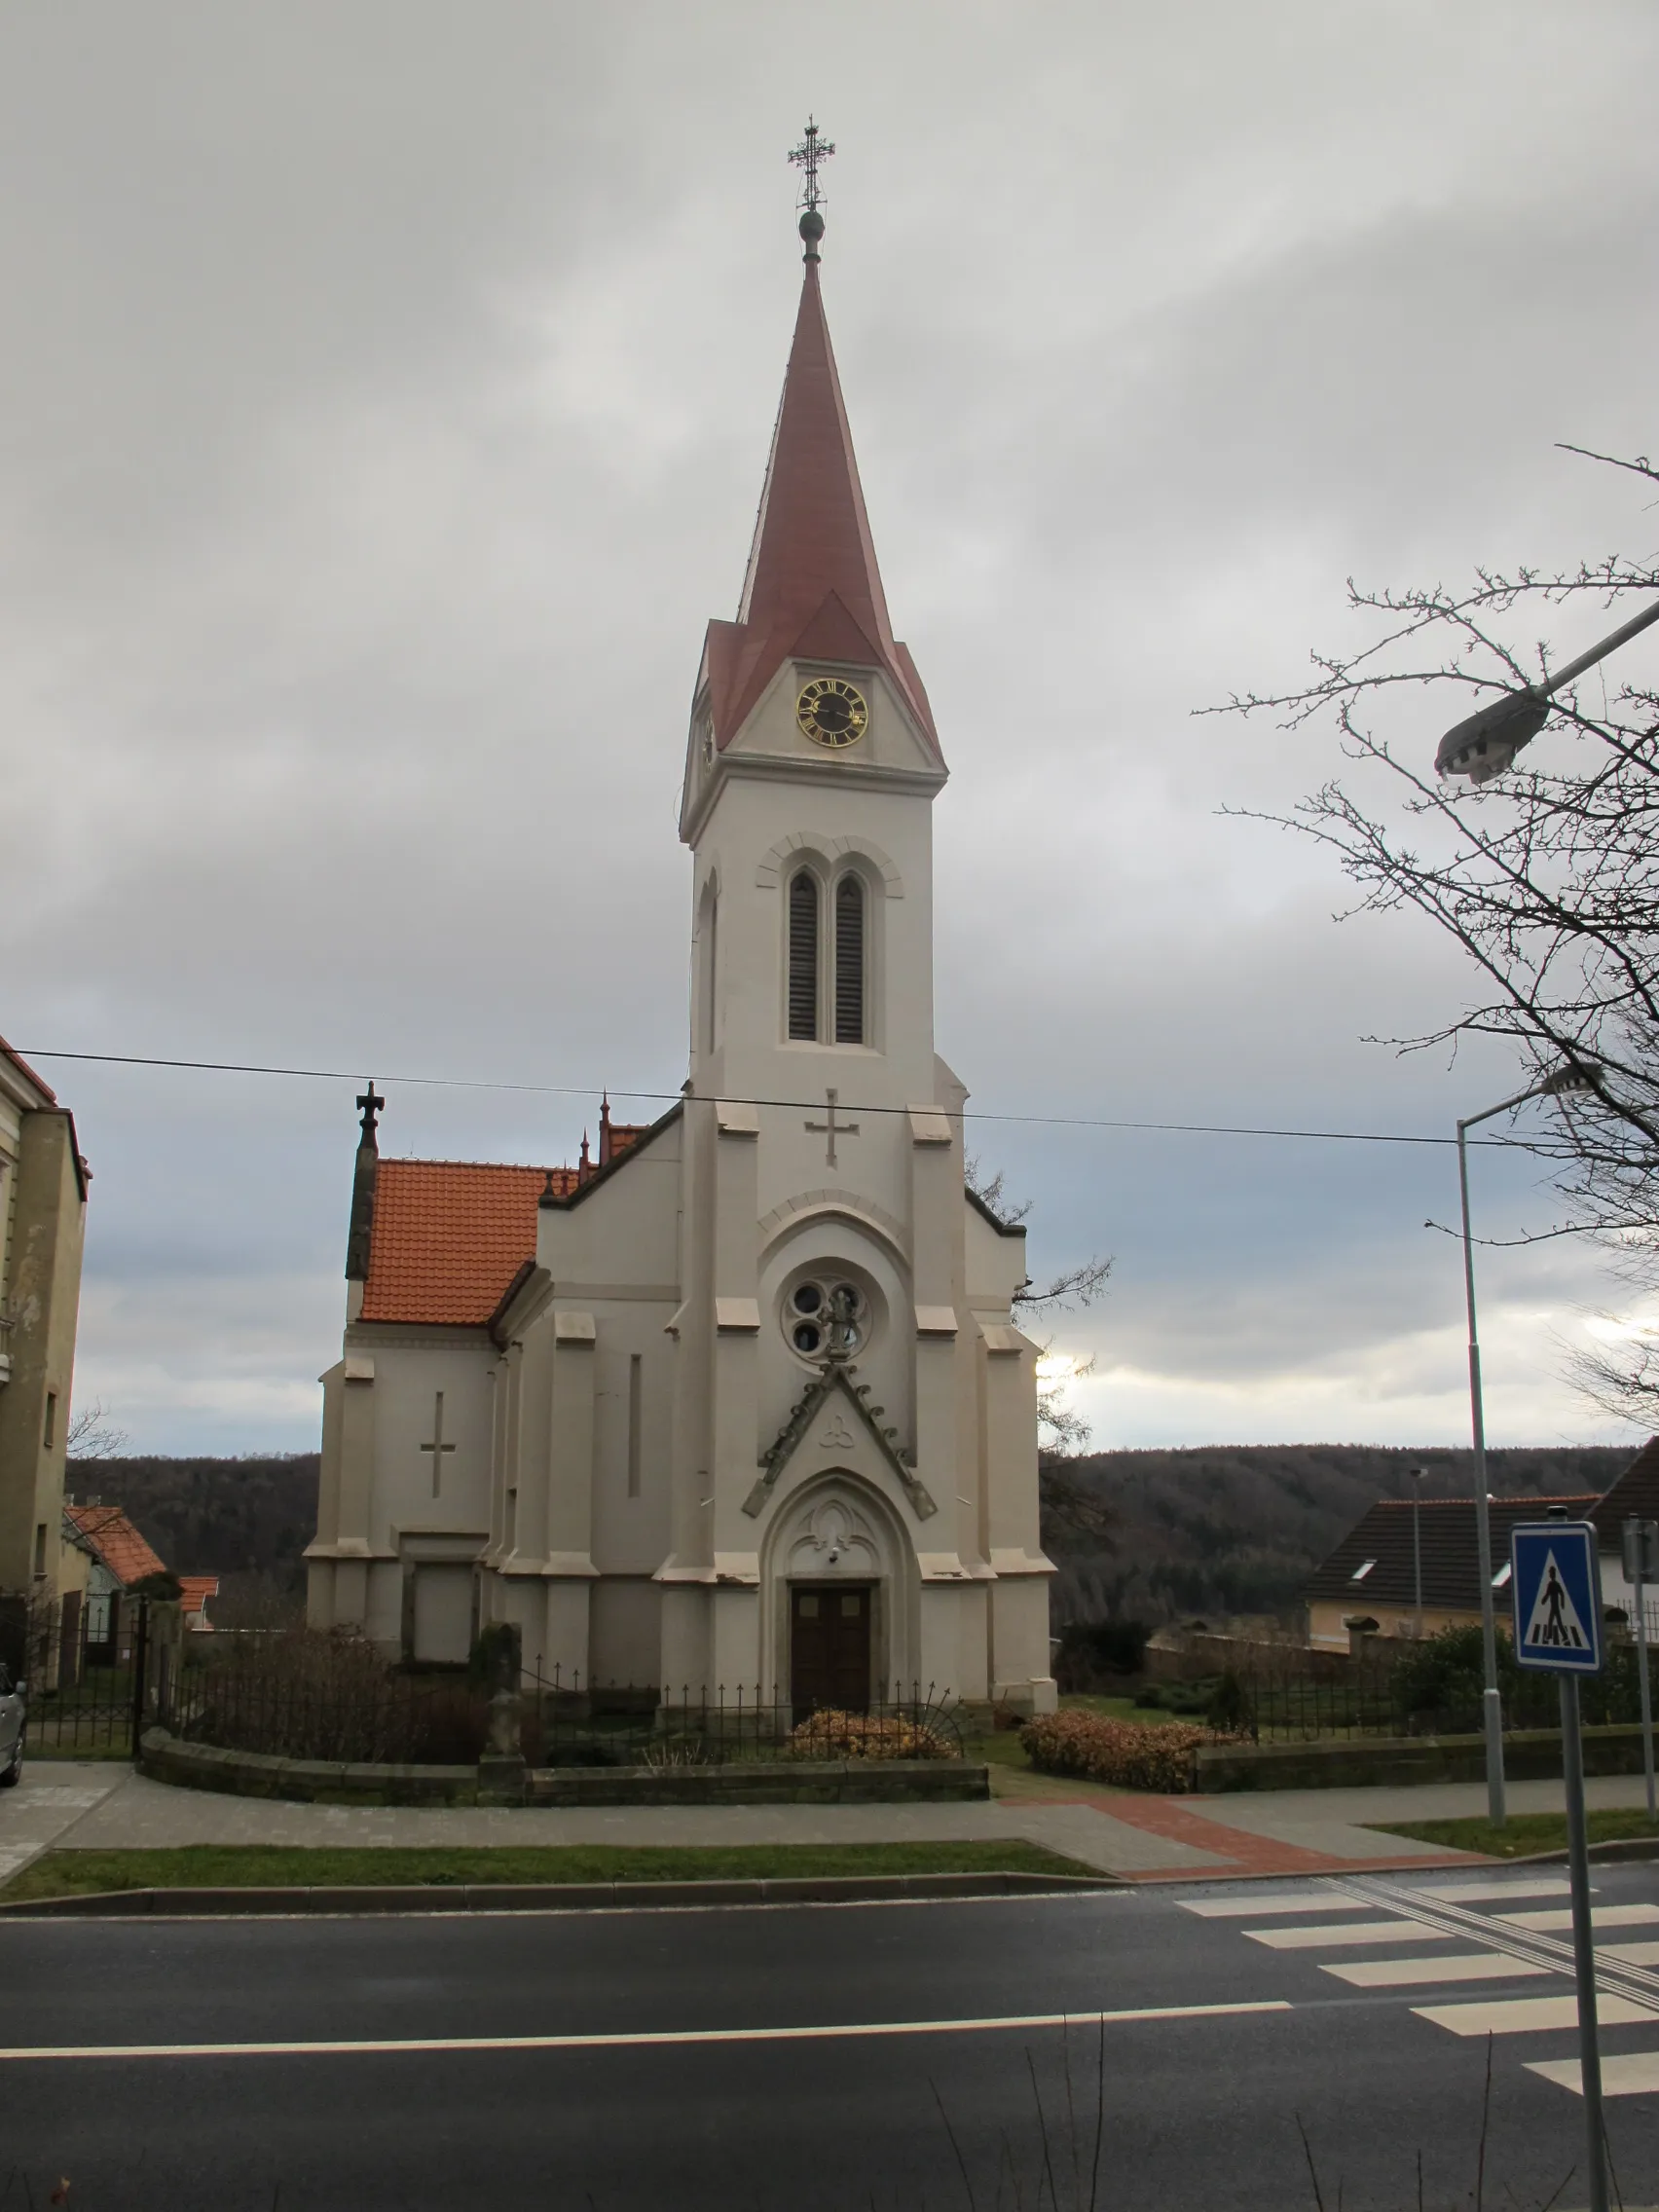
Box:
(796, 677, 868, 749)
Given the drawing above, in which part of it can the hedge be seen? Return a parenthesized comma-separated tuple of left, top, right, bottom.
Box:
(1019, 1711, 1204, 1793)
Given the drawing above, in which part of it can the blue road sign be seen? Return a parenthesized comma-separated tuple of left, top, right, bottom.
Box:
(1511, 1522, 1604, 1674)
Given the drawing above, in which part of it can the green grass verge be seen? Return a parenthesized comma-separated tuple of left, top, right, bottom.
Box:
(0, 1839, 1097, 1904)
(1373, 1807, 1659, 1860)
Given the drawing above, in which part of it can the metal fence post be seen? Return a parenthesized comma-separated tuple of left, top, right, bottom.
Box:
(129, 1599, 150, 1760)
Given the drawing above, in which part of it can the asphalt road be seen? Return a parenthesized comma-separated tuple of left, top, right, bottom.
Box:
(3, 1865, 1658, 2210)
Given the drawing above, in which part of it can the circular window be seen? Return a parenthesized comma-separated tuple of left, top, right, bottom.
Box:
(784, 1277, 866, 1361)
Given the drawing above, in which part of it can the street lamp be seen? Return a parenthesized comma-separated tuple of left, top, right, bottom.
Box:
(1436, 596, 1659, 784)
(1456, 1060, 1600, 1827)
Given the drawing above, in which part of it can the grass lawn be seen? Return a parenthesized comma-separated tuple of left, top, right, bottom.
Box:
(0, 1839, 1099, 1904)
(1372, 1808, 1659, 1860)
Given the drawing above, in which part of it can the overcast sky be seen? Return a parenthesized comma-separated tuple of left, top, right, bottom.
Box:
(4, 1, 1659, 1459)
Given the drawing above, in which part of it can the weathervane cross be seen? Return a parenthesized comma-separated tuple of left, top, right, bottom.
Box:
(787, 116, 835, 212)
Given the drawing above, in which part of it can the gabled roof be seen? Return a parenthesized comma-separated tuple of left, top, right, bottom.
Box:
(359, 1161, 572, 1327)
(1304, 1495, 1600, 1614)
(698, 263, 940, 756)
(63, 1503, 167, 1589)
(1588, 1435, 1659, 1545)
(177, 1575, 218, 1626)
(0, 1033, 55, 1106)
(356, 1113, 666, 1328)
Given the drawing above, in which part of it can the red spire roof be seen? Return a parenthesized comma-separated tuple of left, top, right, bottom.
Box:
(699, 265, 940, 756)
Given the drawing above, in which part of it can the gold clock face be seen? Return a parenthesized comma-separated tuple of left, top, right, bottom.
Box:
(796, 677, 868, 749)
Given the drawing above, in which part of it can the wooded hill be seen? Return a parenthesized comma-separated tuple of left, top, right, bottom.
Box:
(70, 1440, 1643, 1630)
(1040, 1442, 1637, 1627)
(66, 1454, 320, 1606)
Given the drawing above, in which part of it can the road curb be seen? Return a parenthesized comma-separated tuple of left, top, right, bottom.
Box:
(1472, 1833, 1659, 1868)
(0, 1868, 1121, 1918)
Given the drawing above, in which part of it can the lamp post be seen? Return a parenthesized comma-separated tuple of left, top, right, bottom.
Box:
(1410, 1465, 1425, 1641)
(1436, 596, 1659, 785)
(1456, 1062, 1599, 1828)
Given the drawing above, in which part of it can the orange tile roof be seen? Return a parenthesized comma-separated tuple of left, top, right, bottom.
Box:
(64, 1503, 167, 1587)
(176, 1575, 218, 1625)
(360, 1160, 573, 1326)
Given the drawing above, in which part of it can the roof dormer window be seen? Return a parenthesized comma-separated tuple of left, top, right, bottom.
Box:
(1350, 1558, 1377, 1581)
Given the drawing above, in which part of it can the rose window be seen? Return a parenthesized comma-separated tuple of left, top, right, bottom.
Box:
(786, 1278, 866, 1360)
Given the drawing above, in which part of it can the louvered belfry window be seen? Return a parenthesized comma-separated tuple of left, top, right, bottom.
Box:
(788, 871, 820, 1040)
(834, 873, 866, 1044)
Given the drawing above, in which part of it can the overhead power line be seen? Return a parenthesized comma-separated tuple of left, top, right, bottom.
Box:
(16, 1045, 1534, 1151)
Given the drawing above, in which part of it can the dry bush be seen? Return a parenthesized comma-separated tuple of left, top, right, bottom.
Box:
(1019, 1710, 1205, 1793)
(786, 1709, 958, 1761)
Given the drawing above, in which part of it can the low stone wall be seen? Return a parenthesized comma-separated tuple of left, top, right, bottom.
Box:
(139, 1729, 989, 1808)
(1196, 1723, 1654, 1793)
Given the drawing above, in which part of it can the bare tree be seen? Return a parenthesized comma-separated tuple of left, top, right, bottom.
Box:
(1217, 444, 1659, 1418)
(966, 1156, 1112, 1451)
(65, 1399, 129, 1461)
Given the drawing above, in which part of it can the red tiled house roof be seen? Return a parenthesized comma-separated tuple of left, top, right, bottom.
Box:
(176, 1575, 218, 1626)
(64, 1503, 167, 1588)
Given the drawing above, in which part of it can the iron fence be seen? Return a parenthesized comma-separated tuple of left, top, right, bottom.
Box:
(0, 1592, 152, 1755)
(1226, 1643, 1659, 1743)
(163, 1636, 965, 1768)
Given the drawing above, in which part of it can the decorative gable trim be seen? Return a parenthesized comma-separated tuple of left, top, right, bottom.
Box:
(744, 1364, 937, 1522)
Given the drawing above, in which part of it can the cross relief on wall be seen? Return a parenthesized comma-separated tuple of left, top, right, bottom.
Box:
(420, 1391, 457, 1498)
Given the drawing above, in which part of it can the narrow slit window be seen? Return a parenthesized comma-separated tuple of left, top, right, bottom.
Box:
(627, 1353, 643, 1498)
(834, 873, 865, 1044)
(788, 871, 820, 1040)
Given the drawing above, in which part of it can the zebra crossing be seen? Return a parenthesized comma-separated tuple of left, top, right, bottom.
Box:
(1180, 1873, 1659, 2098)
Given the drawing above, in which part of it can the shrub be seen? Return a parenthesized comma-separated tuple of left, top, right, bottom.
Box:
(787, 1709, 959, 1761)
(1205, 1667, 1256, 1735)
(1019, 1711, 1205, 1793)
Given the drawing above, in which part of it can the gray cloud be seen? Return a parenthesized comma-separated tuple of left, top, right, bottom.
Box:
(4, 0, 1656, 1453)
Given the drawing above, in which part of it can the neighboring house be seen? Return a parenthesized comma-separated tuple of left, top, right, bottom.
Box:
(177, 1576, 218, 1632)
(1587, 1436, 1659, 1623)
(305, 199, 1055, 1714)
(61, 1501, 166, 1666)
(1305, 1494, 1600, 1651)
(0, 1037, 90, 1599)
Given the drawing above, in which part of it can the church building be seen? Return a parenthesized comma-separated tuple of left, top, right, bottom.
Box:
(304, 168, 1057, 1715)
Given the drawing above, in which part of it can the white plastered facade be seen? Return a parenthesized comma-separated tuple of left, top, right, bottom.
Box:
(306, 363, 1056, 1720)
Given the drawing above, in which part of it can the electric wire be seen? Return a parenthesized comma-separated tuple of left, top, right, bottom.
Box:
(14, 1046, 1540, 1150)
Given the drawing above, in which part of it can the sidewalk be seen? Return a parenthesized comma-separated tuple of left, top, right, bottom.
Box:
(13, 1760, 1645, 1889)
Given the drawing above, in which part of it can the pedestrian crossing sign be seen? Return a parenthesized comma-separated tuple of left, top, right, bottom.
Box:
(1510, 1522, 1604, 1674)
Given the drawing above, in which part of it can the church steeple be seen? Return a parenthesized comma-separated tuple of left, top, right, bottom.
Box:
(690, 129, 940, 760)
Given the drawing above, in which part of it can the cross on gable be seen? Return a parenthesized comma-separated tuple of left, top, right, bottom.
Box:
(356, 1082, 386, 1141)
(805, 1087, 859, 1168)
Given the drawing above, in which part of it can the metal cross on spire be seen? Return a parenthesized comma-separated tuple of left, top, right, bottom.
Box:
(787, 117, 835, 212)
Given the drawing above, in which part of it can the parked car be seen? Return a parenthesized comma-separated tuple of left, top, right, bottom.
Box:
(0, 1660, 23, 1786)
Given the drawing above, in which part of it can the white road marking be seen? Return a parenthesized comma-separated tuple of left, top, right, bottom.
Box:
(1528, 2050, 1659, 2097)
(1180, 1892, 1343, 1918)
(1244, 1918, 1443, 1950)
(1500, 1904, 1659, 1933)
(1414, 1994, 1657, 2037)
(0, 1999, 1293, 2064)
(1416, 1880, 1574, 1903)
(1597, 1940, 1659, 1967)
(1324, 1953, 1551, 1988)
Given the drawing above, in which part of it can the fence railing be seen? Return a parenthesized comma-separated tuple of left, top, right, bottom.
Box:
(164, 1641, 965, 1768)
(1221, 1641, 1659, 1743)
(0, 1591, 153, 1754)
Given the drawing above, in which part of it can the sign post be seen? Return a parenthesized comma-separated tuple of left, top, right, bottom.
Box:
(1512, 1518, 1607, 2212)
(1620, 1517, 1658, 1823)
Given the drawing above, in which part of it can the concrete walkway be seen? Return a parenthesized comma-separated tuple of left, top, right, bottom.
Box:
(12, 1759, 1644, 1889)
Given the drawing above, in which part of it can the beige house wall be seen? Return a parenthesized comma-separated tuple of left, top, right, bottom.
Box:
(1309, 1598, 1487, 1651)
(0, 1104, 87, 1596)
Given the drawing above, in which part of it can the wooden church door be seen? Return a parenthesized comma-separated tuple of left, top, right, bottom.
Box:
(790, 1584, 872, 1714)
